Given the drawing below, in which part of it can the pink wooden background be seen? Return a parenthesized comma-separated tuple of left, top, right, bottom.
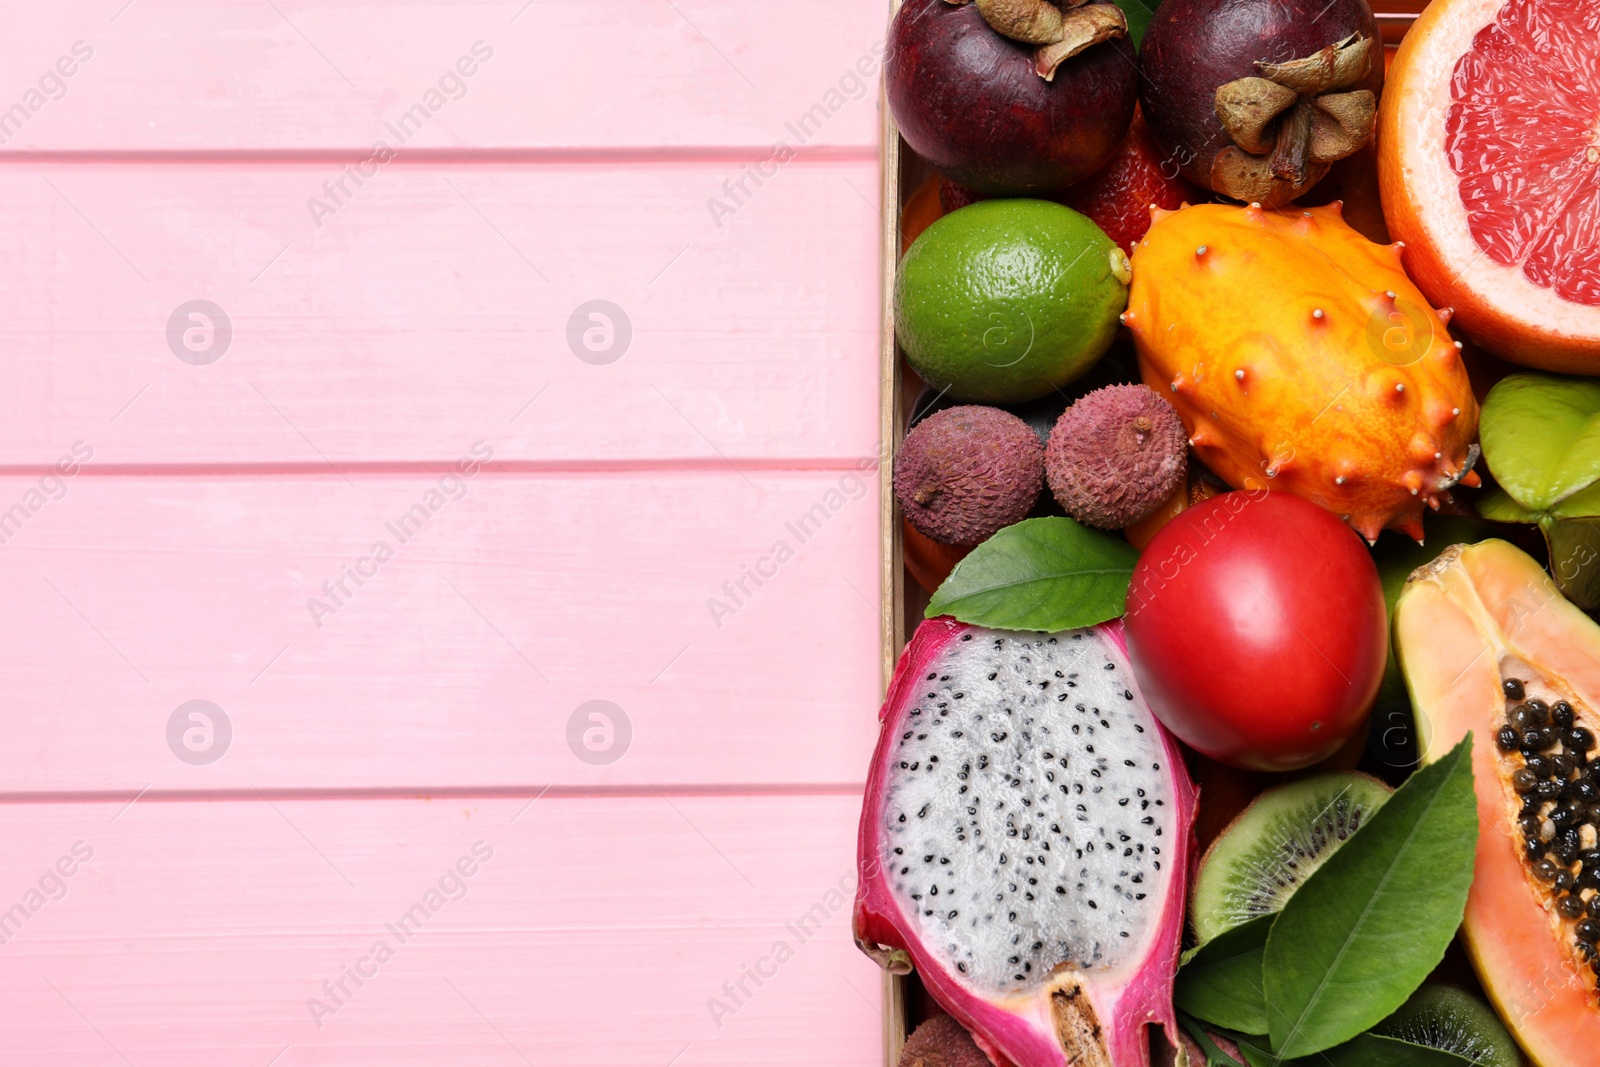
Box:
(0, 2, 886, 1062)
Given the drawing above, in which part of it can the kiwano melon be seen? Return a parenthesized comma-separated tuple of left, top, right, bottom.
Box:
(1126, 202, 1480, 543)
(1396, 539, 1600, 1065)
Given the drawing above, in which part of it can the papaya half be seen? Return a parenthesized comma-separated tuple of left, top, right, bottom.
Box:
(1396, 539, 1600, 1066)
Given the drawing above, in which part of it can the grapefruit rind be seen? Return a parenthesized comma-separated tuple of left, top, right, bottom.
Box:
(1379, 0, 1600, 372)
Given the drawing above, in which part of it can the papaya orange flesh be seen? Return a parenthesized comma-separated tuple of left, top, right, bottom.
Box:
(1396, 540, 1600, 1065)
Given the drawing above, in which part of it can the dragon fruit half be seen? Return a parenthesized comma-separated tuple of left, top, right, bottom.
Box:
(855, 618, 1196, 1067)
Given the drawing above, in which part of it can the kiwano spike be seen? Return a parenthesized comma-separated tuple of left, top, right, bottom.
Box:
(1398, 513, 1426, 542)
(1326, 200, 1345, 217)
(1149, 204, 1173, 225)
(1436, 306, 1454, 324)
(1460, 469, 1482, 488)
(1428, 496, 1442, 511)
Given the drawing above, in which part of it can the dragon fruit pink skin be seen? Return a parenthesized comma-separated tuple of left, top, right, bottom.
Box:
(854, 618, 1197, 1067)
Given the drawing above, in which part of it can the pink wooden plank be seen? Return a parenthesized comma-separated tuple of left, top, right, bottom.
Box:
(0, 470, 881, 791)
(0, 0, 885, 153)
(0, 793, 880, 1065)
(0, 160, 881, 465)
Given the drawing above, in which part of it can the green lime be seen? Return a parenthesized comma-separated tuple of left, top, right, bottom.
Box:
(895, 199, 1130, 404)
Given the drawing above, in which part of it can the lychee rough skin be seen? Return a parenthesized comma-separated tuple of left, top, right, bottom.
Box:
(1046, 385, 1187, 529)
(898, 1015, 989, 1067)
(895, 405, 1045, 546)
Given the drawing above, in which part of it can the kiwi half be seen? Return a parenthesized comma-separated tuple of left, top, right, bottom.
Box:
(1372, 984, 1522, 1067)
(1190, 772, 1393, 944)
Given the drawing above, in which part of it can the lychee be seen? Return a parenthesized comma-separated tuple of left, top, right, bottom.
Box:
(893, 405, 1044, 546)
(1046, 384, 1187, 529)
(898, 1015, 989, 1067)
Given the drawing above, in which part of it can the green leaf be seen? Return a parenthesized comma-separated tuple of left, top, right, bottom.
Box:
(1177, 1017, 1251, 1067)
(1175, 915, 1273, 1035)
(1235, 1032, 1471, 1067)
(1480, 373, 1600, 511)
(1544, 516, 1600, 612)
(925, 516, 1138, 631)
(1263, 738, 1478, 1059)
(1113, 0, 1161, 47)
(1474, 487, 1540, 524)
(1553, 478, 1600, 518)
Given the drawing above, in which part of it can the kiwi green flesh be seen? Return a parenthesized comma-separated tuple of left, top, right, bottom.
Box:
(1371, 984, 1522, 1067)
(1190, 772, 1393, 944)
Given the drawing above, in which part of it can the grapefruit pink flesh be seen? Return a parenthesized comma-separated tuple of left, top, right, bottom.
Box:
(1446, 0, 1600, 305)
(1379, 0, 1600, 371)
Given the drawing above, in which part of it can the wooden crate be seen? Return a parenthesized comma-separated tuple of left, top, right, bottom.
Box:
(875, 2, 1432, 1061)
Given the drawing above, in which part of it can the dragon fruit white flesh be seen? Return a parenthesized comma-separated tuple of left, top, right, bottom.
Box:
(855, 619, 1196, 1067)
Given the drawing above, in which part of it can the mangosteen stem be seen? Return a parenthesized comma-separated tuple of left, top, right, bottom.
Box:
(973, 0, 1065, 44)
(1270, 104, 1313, 183)
(951, 0, 1127, 80)
(1209, 33, 1374, 201)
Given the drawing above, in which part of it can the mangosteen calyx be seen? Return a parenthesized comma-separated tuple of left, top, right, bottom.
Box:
(1209, 33, 1376, 204)
(945, 0, 1128, 81)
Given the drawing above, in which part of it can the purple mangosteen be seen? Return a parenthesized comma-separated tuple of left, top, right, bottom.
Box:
(1139, 0, 1383, 206)
(886, 0, 1139, 197)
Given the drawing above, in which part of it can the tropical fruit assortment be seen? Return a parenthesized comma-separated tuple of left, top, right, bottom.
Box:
(859, 0, 1600, 1063)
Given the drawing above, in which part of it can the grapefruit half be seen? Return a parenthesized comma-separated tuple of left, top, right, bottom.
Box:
(1379, 0, 1600, 373)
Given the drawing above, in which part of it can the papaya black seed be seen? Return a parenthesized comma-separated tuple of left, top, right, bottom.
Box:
(1504, 678, 1527, 701)
(1522, 727, 1557, 753)
(1555, 836, 1580, 866)
(1513, 768, 1540, 794)
(1559, 893, 1587, 920)
(1578, 919, 1600, 943)
(1497, 726, 1520, 752)
(1554, 701, 1576, 728)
